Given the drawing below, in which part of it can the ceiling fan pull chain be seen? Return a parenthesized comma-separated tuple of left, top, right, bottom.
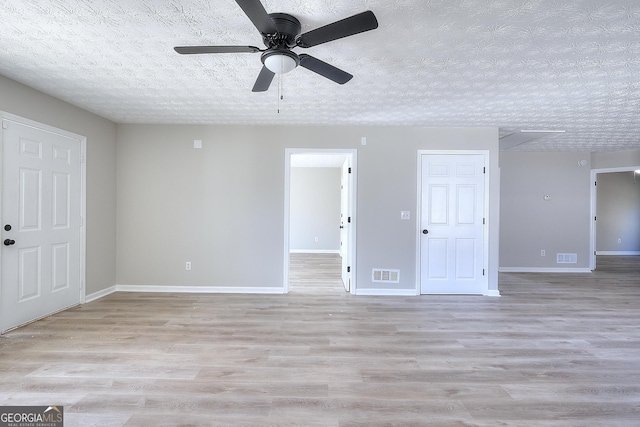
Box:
(277, 72, 282, 113)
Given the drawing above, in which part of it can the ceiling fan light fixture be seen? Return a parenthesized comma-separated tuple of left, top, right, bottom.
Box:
(262, 49, 299, 74)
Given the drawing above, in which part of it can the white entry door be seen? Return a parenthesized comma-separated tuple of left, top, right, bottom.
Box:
(1, 117, 83, 333)
(419, 153, 487, 294)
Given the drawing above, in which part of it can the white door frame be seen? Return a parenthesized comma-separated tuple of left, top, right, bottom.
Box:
(415, 150, 490, 295)
(590, 166, 640, 271)
(0, 112, 87, 313)
(284, 148, 357, 294)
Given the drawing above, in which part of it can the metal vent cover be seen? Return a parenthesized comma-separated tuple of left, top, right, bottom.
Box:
(557, 253, 577, 264)
(372, 269, 400, 283)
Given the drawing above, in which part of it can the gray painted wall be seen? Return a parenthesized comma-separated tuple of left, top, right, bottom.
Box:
(290, 167, 341, 252)
(596, 172, 640, 252)
(592, 149, 640, 170)
(116, 125, 500, 292)
(0, 75, 118, 295)
(499, 151, 592, 269)
(6, 73, 640, 296)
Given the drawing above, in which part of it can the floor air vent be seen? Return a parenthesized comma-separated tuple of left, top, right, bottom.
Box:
(372, 269, 400, 283)
(557, 253, 577, 264)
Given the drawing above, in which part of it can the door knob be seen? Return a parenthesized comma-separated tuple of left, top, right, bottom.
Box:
(4, 239, 16, 246)
(4, 224, 11, 231)
(422, 229, 429, 234)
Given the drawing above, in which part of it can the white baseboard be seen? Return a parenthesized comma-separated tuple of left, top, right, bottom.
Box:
(499, 267, 592, 273)
(289, 249, 341, 254)
(85, 285, 117, 303)
(363, 286, 500, 297)
(83, 285, 285, 303)
(86, 285, 501, 302)
(115, 285, 285, 294)
(596, 251, 640, 256)
(355, 288, 418, 296)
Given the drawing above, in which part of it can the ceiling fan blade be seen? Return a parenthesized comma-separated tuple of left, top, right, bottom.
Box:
(252, 66, 275, 92)
(299, 54, 353, 85)
(174, 46, 261, 54)
(296, 11, 378, 48)
(235, 0, 277, 34)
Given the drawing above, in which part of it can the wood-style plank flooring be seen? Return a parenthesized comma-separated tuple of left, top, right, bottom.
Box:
(1, 255, 639, 426)
(289, 252, 345, 294)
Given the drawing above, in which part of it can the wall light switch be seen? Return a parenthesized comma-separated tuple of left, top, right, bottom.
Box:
(194, 139, 202, 149)
(361, 137, 367, 145)
(401, 211, 411, 220)
(543, 194, 551, 200)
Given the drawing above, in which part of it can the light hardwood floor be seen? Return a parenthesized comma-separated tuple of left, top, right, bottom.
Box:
(0, 255, 639, 426)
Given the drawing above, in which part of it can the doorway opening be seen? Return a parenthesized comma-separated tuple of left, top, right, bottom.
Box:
(590, 166, 640, 271)
(284, 149, 357, 294)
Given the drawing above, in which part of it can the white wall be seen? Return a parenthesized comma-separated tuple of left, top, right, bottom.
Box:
(0, 75, 117, 295)
(499, 151, 592, 270)
(116, 125, 500, 293)
(290, 167, 341, 252)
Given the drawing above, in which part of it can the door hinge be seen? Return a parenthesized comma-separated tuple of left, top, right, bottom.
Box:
(483, 167, 486, 174)
(348, 167, 352, 174)
(483, 269, 485, 276)
(594, 216, 597, 221)
(347, 266, 351, 273)
(348, 217, 351, 223)
(483, 218, 486, 225)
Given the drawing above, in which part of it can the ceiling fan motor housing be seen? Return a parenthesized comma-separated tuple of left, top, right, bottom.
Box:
(262, 13, 301, 48)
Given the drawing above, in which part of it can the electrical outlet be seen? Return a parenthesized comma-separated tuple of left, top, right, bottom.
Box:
(186, 262, 192, 271)
(541, 250, 545, 256)
(618, 238, 622, 244)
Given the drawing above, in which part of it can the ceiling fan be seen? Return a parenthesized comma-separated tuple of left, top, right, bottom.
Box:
(174, 0, 378, 92)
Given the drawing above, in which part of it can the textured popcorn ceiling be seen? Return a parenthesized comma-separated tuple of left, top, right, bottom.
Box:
(0, 0, 639, 151)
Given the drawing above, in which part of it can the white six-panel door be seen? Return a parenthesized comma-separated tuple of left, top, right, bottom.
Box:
(1, 117, 82, 333)
(420, 153, 487, 294)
